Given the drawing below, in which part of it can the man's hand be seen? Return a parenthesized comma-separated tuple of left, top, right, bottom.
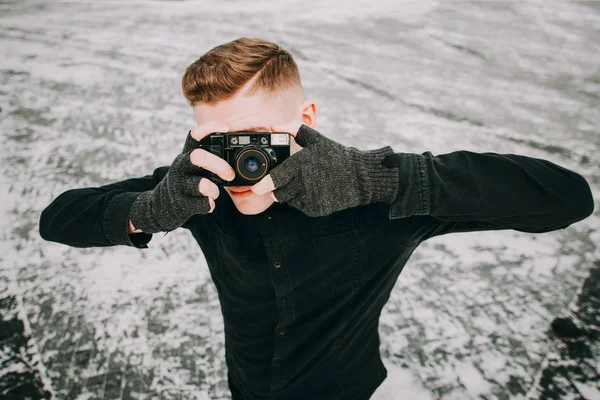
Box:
(128, 121, 234, 234)
(251, 121, 400, 217)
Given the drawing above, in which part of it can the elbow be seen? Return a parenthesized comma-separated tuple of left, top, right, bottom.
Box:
(572, 173, 595, 222)
(583, 192, 595, 220)
(39, 201, 65, 243)
(580, 193, 595, 221)
(38, 189, 79, 243)
(38, 207, 53, 241)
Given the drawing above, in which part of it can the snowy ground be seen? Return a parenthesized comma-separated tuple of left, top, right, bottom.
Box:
(1, 0, 599, 399)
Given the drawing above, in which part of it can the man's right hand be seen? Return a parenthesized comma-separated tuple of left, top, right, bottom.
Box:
(127, 121, 234, 234)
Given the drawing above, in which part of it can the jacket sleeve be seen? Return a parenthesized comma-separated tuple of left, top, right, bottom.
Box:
(384, 150, 595, 242)
(39, 166, 170, 248)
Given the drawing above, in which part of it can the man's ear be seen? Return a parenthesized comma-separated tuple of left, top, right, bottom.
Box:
(286, 100, 317, 156)
(300, 100, 317, 128)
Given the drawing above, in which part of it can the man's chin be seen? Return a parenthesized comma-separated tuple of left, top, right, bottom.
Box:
(233, 202, 275, 215)
(236, 206, 270, 215)
(227, 192, 275, 215)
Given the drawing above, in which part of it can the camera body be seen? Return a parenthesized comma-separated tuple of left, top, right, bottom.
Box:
(198, 132, 291, 186)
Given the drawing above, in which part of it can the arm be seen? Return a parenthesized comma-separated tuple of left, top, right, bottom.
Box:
(247, 123, 594, 231)
(384, 150, 595, 242)
(40, 123, 236, 249)
(39, 166, 169, 248)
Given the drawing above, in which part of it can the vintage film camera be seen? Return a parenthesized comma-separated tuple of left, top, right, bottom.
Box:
(199, 132, 291, 186)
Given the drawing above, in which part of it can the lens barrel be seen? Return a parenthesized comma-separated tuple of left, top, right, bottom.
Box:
(235, 148, 269, 181)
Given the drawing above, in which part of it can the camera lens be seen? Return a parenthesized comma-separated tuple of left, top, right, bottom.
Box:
(245, 157, 259, 172)
(235, 148, 269, 182)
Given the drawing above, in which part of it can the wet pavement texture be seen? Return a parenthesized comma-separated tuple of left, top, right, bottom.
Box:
(1, 0, 599, 399)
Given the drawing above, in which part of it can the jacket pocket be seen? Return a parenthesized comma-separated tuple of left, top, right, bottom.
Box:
(309, 227, 370, 294)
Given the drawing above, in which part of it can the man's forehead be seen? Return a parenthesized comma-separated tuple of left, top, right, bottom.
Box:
(193, 99, 278, 133)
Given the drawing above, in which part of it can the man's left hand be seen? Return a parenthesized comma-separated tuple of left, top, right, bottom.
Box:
(251, 121, 399, 217)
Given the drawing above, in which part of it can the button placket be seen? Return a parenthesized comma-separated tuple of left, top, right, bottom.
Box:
(271, 356, 286, 392)
(261, 207, 292, 389)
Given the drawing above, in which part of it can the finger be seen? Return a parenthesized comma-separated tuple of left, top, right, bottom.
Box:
(251, 175, 275, 196)
(182, 130, 200, 153)
(190, 195, 214, 214)
(199, 178, 219, 199)
(271, 119, 303, 137)
(292, 124, 323, 147)
(190, 149, 236, 181)
(183, 121, 229, 153)
(180, 175, 207, 198)
(190, 121, 229, 142)
(228, 116, 271, 133)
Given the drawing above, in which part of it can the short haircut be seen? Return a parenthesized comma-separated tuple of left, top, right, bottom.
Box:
(182, 37, 303, 106)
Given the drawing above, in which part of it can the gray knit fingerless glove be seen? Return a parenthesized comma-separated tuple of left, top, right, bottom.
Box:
(128, 134, 211, 233)
(269, 125, 399, 217)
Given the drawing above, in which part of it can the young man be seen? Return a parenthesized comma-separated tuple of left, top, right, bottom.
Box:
(39, 37, 595, 400)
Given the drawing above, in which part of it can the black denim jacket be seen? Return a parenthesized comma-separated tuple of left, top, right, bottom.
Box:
(39, 150, 594, 400)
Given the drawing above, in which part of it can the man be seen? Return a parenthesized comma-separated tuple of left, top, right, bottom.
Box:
(39, 37, 595, 399)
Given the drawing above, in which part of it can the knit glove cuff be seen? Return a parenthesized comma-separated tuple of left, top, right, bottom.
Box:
(351, 146, 399, 205)
(128, 151, 212, 234)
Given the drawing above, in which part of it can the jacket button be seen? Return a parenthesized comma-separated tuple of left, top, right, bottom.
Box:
(274, 261, 281, 268)
(279, 329, 286, 336)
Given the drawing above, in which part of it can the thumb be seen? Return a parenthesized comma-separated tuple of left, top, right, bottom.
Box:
(251, 155, 298, 195)
(290, 124, 323, 147)
(251, 174, 275, 195)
